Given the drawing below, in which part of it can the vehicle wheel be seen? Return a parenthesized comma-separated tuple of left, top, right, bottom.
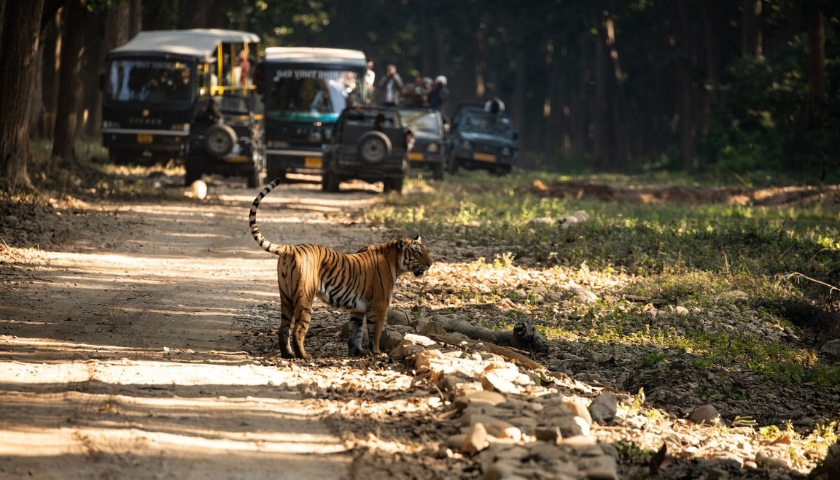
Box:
(184, 168, 202, 187)
(204, 124, 237, 157)
(493, 165, 512, 176)
(357, 131, 392, 163)
(322, 171, 340, 192)
(432, 162, 445, 180)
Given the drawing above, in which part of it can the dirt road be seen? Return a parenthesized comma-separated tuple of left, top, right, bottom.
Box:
(0, 181, 425, 479)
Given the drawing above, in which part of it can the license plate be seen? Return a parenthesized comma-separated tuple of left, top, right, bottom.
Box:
(224, 156, 247, 163)
(137, 134, 153, 144)
(473, 152, 496, 162)
(409, 152, 424, 161)
(304, 156, 322, 168)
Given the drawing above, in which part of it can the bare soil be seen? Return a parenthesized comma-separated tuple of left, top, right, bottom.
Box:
(0, 180, 459, 480)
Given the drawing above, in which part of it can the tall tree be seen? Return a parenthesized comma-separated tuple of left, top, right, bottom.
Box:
(0, 0, 46, 190)
(129, 0, 142, 38)
(51, 0, 87, 166)
(742, 0, 763, 56)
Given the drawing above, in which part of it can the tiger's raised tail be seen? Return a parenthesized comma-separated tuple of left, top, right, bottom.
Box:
(249, 178, 285, 255)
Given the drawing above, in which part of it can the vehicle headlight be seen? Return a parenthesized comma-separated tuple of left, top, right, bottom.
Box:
(426, 143, 439, 153)
(459, 140, 472, 149)
(172, 123, 190, 132)
(501, 146, 512, 156)
(102, 120, 120, 129)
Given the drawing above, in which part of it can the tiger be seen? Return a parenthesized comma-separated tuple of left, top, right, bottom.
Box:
(249, 179, 433, 360)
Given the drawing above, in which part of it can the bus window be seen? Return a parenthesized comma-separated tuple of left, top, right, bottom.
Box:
(107, 59, 192, 103)
(266, 70, 360, 120)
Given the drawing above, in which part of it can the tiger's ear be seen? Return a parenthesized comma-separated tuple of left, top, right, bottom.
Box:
(397, 235, 408, 249)
(413, 235, 422, 243)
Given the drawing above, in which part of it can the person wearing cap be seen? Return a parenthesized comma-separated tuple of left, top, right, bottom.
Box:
(428, 75, 449, 112)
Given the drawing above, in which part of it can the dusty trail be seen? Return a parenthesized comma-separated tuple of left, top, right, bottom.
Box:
(0, 182, 386, 480)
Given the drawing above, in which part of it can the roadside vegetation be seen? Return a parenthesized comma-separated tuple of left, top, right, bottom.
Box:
(366, 172, 840, 391)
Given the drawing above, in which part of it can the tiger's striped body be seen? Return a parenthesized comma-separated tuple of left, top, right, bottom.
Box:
(249, 179, 433, 359)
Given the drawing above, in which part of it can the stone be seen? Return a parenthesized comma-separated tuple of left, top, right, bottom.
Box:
(457, 413, 503, 428)
(481, 372, 520, 394)
(598, 443, 619, 459)
(379, 329, 405, 352)
(441, 373, 470, 392)
(419, 320, 447, 336)
(485, 421, 523, 441)
(688, 404, 720, 425)
(810, 442, 840, 479)
(573, 416, 591, 437)
(560, 215, 579, 228)
(564, 401, 593, 426)
(446, 433, 467, 450)
(546, 416, 585, 438)
(412, 316, 430, 330)
(386, 308, 412, 325)
(588, 392, 618, 423)
(755, 453, 788, 469)
(403, 344, 426, 358)
(535, 427, 561, 443)
(462, 423, 489, 454)
(481, 463, 512, 480)
(578, 455, 619, 480)
(571, 287, 598, 304)
(675, 306, 689, 315)
(454, 391, 507, 410)
(571, 210, 590, 222)
(528, 442, 565, 460)
(190, 180, 207, 199)
(403, 333, 436, 346)
(820, 339, 840, 358)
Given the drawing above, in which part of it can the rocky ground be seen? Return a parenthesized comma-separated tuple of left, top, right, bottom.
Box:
(0, 177, 838, 479)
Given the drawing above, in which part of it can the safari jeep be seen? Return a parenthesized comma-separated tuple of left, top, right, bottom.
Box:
(320, 107, 411, 193)
(102, 29, 265, 186)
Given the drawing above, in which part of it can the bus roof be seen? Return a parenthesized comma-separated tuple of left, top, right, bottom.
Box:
(264, 47, 366, 68)
(109, 29, 260, 59)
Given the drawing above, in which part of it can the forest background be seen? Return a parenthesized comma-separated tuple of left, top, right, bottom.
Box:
(1, 0, 840, 188)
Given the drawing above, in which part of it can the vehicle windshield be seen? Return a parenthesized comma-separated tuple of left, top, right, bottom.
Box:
(399, 110, 441, 136)
(457, 110, 514, 137)
(265, 69, 359, 121)
(106, 59, 192, 103)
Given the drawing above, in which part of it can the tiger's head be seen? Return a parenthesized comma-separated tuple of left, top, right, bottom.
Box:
(398, 235, 433, 278)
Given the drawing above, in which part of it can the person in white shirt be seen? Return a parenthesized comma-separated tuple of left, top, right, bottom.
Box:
(378, 64, 403, 107)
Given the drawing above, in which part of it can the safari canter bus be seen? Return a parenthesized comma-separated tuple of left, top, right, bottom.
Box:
(102, 29, 260, 166)
(256, 47, 367, 181)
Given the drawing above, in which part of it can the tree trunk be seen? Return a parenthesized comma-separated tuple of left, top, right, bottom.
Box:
(432, 17, 447, 82)
(601, 16, 626, 167)
(674, 0, 699, 171)
(38, 14, 61, 140)
(741, 0, 762, 56)
(699, 0, 721, 103)
(51, 0, 87, 165)
(82, 11, 107, 138)
(129, 0, 142, 38)
(807, 4, 826, 102)
(592, 16, 610, 170)
(0, 0, 45, 190)
(28, 32, 46, 138)
(0, 0, 7, 50)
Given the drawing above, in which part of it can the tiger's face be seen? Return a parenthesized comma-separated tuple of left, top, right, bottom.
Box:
(399, 235, 433, 278)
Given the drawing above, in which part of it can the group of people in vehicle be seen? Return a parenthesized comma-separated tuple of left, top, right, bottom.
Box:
(366, 61, 450, 112)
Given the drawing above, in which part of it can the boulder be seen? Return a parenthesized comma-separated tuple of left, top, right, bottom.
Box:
(588, 392, 618, 423)
(462, 423, 489, 454)
(419, 321, 447, 336)
(386, 308, 411, 325)
(820, 339, 840, 358)
(688, 404, 720, 425)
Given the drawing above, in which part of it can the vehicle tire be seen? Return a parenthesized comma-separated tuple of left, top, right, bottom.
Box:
(357, 131, 391, 163)
(432, 162, 445, 180)
(204, 124, 237, 157)
(184, 168, 202, 187)
(322, 171, 340, 192)
(494, 165, 512, 176)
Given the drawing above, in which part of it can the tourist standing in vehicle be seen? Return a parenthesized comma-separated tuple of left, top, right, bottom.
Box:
(428, 76, 449, 112)
(238, 49, 251, 87)
(365, 61, 375, 98)
(379, 64, 404, 107)
(402, 76, 427, 108)
(484, 93, 505, 114)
